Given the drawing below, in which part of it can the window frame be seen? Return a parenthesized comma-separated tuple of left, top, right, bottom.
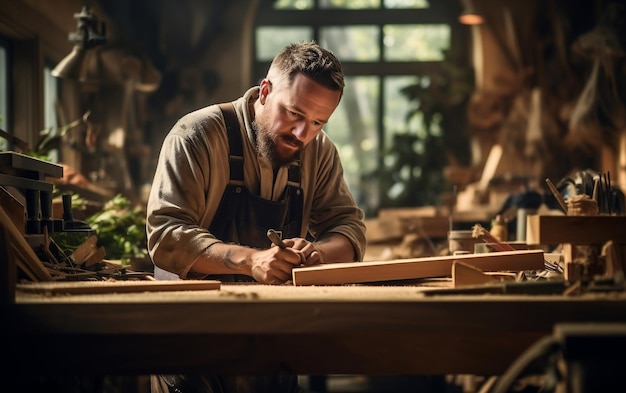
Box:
(253, 0, 469, 215)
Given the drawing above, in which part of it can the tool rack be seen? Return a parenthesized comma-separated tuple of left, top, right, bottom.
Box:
(0, 151, 63, 236)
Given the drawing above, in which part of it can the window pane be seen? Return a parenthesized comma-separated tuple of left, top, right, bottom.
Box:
(325, 76, 379, 215)
(256, 27, 313, 61)
(383, 24, 450, 61)
(0, 45, 8, 151)
(273, 0, 313, 9)
(320, 0, 380, 9)
(320, 26, 380, 61)
(384, 76, 422, 148)
(43, 65, 59, 162)
(383, 75, 447, 207)
(384, 0, 429, 8)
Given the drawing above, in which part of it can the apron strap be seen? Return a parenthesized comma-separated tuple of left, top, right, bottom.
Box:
(218, 103, 244, 183)
(218, 103, 301, 186)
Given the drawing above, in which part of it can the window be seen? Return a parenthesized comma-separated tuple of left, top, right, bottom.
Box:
(43, 64, 60, 162)
(254, 0, 470, 217)
(0, 42, 9, 151)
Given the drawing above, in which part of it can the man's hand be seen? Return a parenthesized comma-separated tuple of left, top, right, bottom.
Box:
(249, 246, 303, 284)
(191, 234, 351, 284)
(282, 238, 324, 266)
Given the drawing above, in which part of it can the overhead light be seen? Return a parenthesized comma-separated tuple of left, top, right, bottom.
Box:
(459, 0, 484, 25)
(51, 6, 106, 80)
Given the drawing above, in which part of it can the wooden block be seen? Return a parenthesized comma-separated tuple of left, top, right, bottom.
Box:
(16, 280, 221, 295)
(565, 261, 582, 282)
(603, 241, 626, 278)
(292, 249, 545, 286)
(364, 218, 405, 243)
(377, 206, 440, 219)
(452, 261, 498, 288)
(561, 243, 574, 263)
(527, 215, 626, 245)
(71, 235, 98, 264)
(366, 214, 450, 243)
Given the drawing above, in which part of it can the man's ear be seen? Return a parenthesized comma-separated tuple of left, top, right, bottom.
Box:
(259, 79, 272, 104)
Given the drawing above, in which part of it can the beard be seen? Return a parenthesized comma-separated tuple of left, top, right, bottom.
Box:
(252, 117, 302, 167)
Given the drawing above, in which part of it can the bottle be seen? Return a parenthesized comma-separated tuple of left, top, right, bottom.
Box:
(489, 214, 508, 242)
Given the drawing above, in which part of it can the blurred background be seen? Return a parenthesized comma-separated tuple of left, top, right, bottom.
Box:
(1, 0, 624, 219)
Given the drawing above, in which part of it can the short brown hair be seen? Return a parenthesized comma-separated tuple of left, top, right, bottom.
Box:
(267, 41, 345, 97)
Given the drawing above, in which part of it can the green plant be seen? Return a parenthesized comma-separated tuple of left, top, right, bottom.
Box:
(376, 48, 474, 208)
(30, 115, 85, 159)
(85, 194, 147, 264)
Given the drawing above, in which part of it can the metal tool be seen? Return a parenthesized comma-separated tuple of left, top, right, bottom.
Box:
(267, 229, 287, 249)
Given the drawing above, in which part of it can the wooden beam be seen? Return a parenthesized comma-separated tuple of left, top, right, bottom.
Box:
(0, 205, 52, 284)
(17, 280, 221, 295)
(527, 215, 626, 245)
(292, 249, 545, 286)
(0, 186, 25, 234)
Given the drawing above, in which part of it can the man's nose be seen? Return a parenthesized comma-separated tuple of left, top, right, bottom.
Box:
(291, 121, 309, 141)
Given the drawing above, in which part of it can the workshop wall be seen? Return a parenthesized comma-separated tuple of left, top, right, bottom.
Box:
(465, 0, 626, 190)
(2, 0, 625, 203)
(91, 0, 257, 196)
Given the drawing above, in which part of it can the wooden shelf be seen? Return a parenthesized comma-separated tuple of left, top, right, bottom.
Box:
(0, 151, 63, 179)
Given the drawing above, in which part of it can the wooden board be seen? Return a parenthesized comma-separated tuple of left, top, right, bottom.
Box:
(0, 205, 52, 283)
(365, 216, 450, 243)
(292, 249, 545, 286)
(526, 215, 626, 245)
(16, 280, 221, 295)
(0, 186, 25, 235)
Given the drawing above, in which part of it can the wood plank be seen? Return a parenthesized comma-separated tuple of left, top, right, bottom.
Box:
(0, 205, 52, 283)
(366, 214, 450, 243)
(0, 186, 25, 235)
(0, 151, 63, 179)
(292, 249, 545, 286)
(17, 280, 221, 295)
(526, 215, 626, 245)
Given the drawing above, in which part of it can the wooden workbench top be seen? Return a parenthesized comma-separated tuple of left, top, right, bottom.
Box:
(15, 279, 626, 303)
(5, 282, 626, 376)
(14, 280, 446, 303)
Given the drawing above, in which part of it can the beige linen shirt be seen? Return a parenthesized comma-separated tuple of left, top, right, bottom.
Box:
(146, 87, 367, 278)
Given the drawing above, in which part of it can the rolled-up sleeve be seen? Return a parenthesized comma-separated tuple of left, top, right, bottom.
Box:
(146, 108, 228, 278)
(304, 134, 367, 262)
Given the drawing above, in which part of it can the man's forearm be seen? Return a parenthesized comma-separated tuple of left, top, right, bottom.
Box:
(314, 233, 357, 263)
(190, 242, 254, 276)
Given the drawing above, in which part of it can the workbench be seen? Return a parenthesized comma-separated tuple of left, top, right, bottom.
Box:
(4, 283, 626, 377)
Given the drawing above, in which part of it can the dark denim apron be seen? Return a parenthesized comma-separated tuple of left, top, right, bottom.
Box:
(153, 103, 304, 282)
(205, 103, 304, 282)
(153, 104, 305, 392)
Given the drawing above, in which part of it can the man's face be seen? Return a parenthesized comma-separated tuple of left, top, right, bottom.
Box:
(254, 73, 341, 167)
